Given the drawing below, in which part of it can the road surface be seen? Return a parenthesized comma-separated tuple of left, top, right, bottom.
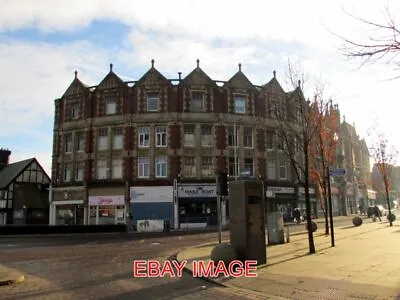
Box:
(0, 216, 359, 300)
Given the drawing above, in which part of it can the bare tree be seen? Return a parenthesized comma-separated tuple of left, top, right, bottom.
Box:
(369, 129, 398, 226)
(308, 89, 339, 235)
(271, 61, 320, 254)
(338, 6, 400, 75)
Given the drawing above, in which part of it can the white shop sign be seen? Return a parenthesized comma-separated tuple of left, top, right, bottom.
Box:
(298, 187, 316, 195)
(178, 184, 217, 198)
(89, 195, 124, 206)
(130, 186, 173, 203)
(267, 186, 295, 194)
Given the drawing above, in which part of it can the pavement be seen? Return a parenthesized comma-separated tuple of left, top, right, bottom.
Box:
(177, 217, 400, 300)
(0, 265, 24, 287)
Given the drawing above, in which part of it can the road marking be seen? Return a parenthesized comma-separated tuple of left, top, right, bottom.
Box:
(151, 242, 161, 245)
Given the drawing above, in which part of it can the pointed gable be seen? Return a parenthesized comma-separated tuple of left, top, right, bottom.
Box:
(136, 59, 171, 86)
(95, 64, 126, 90)
(182, 59, 215, 86)
(262, 71, 285, 95)
(62, 71, 87, 97)
(224, 63, 254, 89)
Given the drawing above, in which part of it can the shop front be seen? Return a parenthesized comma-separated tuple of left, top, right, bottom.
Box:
(330, 186, 341, 216)
(265, 186, 297, 222)
(367, 189, 377, 206)
(346, 186, 356, 214)
(130, 186, 173, 231)
(88, 195, 125, 225)
(177, 184, 222, 228)
(297, 187, 318, 219)
(50, 188, 85, 225)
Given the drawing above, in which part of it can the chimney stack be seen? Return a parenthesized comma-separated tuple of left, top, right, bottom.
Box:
(0, 148, 11, 171)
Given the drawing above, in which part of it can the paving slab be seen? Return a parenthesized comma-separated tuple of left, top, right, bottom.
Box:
(178, 219, 400, 299)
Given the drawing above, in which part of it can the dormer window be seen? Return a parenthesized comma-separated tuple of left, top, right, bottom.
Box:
(147, 94, 159, 112)
(234, 96, 246, 114)
(190, 92, 205, 111)
(106, 97, 117, 115)
(70, 102, 80, 120)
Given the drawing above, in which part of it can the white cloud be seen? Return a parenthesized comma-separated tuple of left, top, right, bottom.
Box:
(0, 39, 122, 176)
(2, 0, 400, 171)
(2, 0, 400, 49)
(0, 39, 119, 138)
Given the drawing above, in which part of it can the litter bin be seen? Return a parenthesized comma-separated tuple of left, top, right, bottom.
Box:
(267, 212, 285, 245)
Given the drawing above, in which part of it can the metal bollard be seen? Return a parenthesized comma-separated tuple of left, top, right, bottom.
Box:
(286, 226, 290, 243)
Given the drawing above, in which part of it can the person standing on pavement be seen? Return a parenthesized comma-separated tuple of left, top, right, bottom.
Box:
(374, 205, 382, 221)
(293, 208, 301, 224)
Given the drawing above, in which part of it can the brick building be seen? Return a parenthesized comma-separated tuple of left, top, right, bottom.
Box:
(50, 60, 324, 228)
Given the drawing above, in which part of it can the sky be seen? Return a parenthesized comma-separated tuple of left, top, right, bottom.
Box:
(1, 0, 400, 176)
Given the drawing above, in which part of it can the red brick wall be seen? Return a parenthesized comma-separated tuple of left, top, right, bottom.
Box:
(169, 156, 181, 179)
(256, 128, 265, 152)
(167, 86, 178, 113)
(215, 125, 226, 150)
(124, 157, 132, 182)
(124, 126, 133, 150)
(257, 158, 266, 179)
(169, 124, 181, 149)
(216, 156, 227, 173)
(85, 159, 93, 181)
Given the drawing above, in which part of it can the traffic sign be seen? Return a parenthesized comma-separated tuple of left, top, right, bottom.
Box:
(329, 168, 346, 177)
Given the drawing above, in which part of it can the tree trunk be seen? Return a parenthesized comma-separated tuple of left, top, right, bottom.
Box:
(384, 176, 393, 226)
(304, 146, 316, 254)
(322, 178, 329, 235)
(324, 196, 329, 234)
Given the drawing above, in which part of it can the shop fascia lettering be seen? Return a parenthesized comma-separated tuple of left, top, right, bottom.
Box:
(268, 187, 295, 194)
(178, 185, 216, 198)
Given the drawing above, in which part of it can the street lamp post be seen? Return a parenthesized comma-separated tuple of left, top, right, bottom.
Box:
(234, 120, 238, 181)
(326, 167, 335, 247)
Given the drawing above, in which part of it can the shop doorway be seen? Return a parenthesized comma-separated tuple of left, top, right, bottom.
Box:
(56, 205, 84, 225)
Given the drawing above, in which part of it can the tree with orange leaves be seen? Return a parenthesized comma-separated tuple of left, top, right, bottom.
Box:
(368, 123, 398, 226)
(308, 91, 339, 235)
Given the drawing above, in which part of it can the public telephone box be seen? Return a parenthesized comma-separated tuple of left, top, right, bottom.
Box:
(228, 180, 266, 265)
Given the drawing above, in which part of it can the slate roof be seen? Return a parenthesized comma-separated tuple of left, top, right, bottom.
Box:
(0, 158, 35, 189)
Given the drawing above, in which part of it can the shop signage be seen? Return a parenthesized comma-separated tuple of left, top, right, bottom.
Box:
(330, 186, 340, 194)
(267, 186, 295, 194)
(89, 195, 124, 206)
(298, 187, 316, 195)
(367, 190, 376, 200)
(178, 184, 216, 198)
(130, 186, 173, 203)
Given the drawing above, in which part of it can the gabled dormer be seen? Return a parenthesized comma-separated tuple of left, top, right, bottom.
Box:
(94, 64, 126, 117)
(135, 59, 171, 87)
(62, 71, 87, 98)
(181, 59, 216, 113)
(262, 71, 285, 95)
(95, 64, 126, 91)
(62, 71, 88, 122)
(181, 59, 216, 87)
(224, 64, 255, 115)
(136, 60, 171, 114)
(224, 63, 254, 90)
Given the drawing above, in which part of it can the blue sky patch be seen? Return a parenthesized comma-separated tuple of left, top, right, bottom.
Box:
(2, 20, 131, 47)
